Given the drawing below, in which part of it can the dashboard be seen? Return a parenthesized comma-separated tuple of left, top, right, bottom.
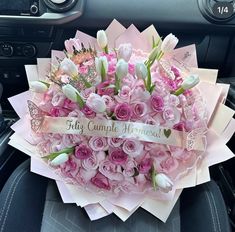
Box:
(0, 0, 235, 111)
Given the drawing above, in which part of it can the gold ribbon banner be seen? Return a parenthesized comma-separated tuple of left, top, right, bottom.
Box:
(40, 116, 206, 151)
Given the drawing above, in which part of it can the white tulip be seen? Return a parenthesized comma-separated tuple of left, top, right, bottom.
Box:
(60, 58, 78, 77)
(51, 153, 69, 166)
(116, 59, 128, 79)
(30, 81, 49, 93)
(86, 93, 106, 113)
(181, 74, 200, 90)
(97, 30, 108, 49)
(117, 43, 132, 62)
(155, 173, 173, 191)
(95, 56, 108, 77)
(62, 84, 80, 102)
(135, 63, 147, 79)
(161, 33, 178, 53)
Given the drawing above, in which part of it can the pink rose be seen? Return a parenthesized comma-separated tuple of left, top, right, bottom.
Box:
(163, 107, 180, 125)
(79, 168, 97, 184)
(117, 86, 132, 102)
(51, 92, 65, 107)
(108, 61, 116, 75)
(173, 121, 186, 131)
(89, 137, 108, 151)
(123, 159, 137, 177)
(131, 87, 150, 102)
(82, 152, 99, 170)
(68, 109, 83, 117)
(150, 95, 164, 112)
(132, 102, 147, 119)
(62, 134, 82, 147)
(123, 140, 144, 157)
(160, 157, 179, 174)
(81, 105, 96, 118)
(138, 158, 152, 174)
(60, 156, 80, 178)
(97, 81, 115, 96)
(109, 149, 128, 165)
(91, 172, 111, 190)
(163, 107, 175, 121)
(64, 38, 81, 54)
(171, 66, 180, 78)
(168, 94, 180, 107)
(63, 99, 77, 110)
(108, 138, 124, 148)
(128, 63, 135, 75)
(75, 144, 92, 160)
(50, 107, 68, 117)
(102, 95, 115, 113)
(114, 103, 132, 121)
(99, 160, 124, 181)
(80, 87, 95, 100)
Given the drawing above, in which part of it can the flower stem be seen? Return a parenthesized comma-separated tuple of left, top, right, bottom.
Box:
(146, 66, 152, 93)
(104, 46, 109, 54)
(101, 62, 106, 82)
(115, 74, 120, 94)
(151, 166, 157, 191)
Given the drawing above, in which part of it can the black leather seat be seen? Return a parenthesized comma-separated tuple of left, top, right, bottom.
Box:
(0, 159, 232, 232)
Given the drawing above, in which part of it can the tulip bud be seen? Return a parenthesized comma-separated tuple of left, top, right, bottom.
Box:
(30, 81, 49, 93)
(86, 93, 106, 113)
(155, 173, 173, 192)
(62, 84, 84, 107)
(181, 74, 199, 90)
(174, 74, 199, 96)
(135, 63, 147, 79)
(97, 30, 108, 50)
(161, 33, 178, 53)
(60, 58, 78, 77)
(117, 43, 132, 62)
(95, 56, 108, 82)
(51, 153, 69, 166)
(116, 59, 128, 79)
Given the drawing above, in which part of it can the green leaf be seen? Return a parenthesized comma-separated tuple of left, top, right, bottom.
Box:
(149, 84, 155, 94)
(43, 147, 75, 161)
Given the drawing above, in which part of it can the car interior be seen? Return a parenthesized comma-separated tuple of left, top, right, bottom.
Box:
(0, 0, 235, 231)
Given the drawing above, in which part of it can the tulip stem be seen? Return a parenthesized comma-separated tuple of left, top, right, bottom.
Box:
(173, 87, 184, 96)
(101, 62, 107, 82)
(43, 147, 75, 161)
(104, 46, 109, 54)
(151, 166, 157, 191)
(157, 51, 164, 60)
(115, 74, 121, 94)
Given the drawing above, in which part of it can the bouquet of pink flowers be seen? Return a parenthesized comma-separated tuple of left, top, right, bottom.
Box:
(8, 20, 235, 222)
